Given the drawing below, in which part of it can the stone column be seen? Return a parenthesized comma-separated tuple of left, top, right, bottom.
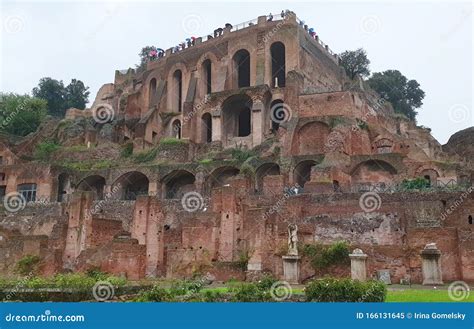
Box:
(251, 100, 264, 146)
(349, 248, 368, 281)
(420, 243, 443, 285)
(211, 109, 221, 142)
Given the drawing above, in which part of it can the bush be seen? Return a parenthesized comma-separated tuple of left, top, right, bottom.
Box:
(133, 147, 158, 163)
(401, 177, 429, 190)
(159, 137, 187, 146)
(120, 142, 133, 158)
(305, 278, 386, 302)
(256, 274, 278, 291)
(136, 285, 173, 302)
(15, 255, 41, 276)
(169, 279, 204, 296)
(302, 241, 350, 270)
(230, 283, 270, 302)
(34, 141, 60, 161)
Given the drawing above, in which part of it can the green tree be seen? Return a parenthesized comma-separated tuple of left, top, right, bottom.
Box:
(137, 46, 157, 68)
(64, 79, 90, 110)
(32, 77, 89, 117)
(32, 77, 65, 117)
(368, 70, 425, 120)
(340, 48, 371, 80)
(0, 93, 47, 136)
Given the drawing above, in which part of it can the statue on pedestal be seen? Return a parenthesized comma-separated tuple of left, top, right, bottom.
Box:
(287, 223, 298, 256)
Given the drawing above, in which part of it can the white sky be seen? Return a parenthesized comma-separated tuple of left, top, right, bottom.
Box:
(0, 0, 472, 144)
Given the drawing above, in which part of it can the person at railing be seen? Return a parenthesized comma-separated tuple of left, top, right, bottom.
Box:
(267, 13, 273, 21)
(213, 27, 223, 37)
(309, 27, 316, 38)
(225, 23, 233, 29)
(299, 20, 305, 27)
(281, 10, 285, 18)
(207, 34, 213, 40)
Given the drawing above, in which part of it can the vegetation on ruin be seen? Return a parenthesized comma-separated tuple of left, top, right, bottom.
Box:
(401, 177, 430, 190)
(159, 137, 188, 146)
(340, 48, 371, 80)
(133, 147, 158, 163)
(14, 255, 41, 276)
(34, 141, 61, 161)
(59, 159, 114, 171)
(301, 241, 350, 270)
(230, 145, 256, 162)
(120, 142, 134, 158)
(305, 278, 387, 302)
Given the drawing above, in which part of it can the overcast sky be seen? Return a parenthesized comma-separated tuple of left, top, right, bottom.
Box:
(0, 0, 472, 144)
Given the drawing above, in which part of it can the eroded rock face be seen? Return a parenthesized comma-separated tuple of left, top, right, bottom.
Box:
(443, 127, 474, 163)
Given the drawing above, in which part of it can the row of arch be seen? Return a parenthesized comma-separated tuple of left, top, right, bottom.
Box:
(148, 42, 287, 112)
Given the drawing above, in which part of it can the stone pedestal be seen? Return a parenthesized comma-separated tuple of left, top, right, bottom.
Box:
(282, 255, 301, 284)
(349, 249, 368, 281)
(420, 243, 443, 285)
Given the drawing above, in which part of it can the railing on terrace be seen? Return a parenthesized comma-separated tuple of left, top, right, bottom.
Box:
(351, 180, 471, 193)
(114, 11, 340, 76)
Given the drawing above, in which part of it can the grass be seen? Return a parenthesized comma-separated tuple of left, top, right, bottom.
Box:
(386, 289, 473, 302)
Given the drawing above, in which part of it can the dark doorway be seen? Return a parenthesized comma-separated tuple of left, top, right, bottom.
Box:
(238, 108, 251, 137)
(203, 59, 212, 94)
(202, 113, 212, 143)
(271, 42, 285, 87)
(173, 70, 183, 112)
(233, 49, 251, 88)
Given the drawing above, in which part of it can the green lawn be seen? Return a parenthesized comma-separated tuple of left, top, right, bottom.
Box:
(386, 289, 473, 302)
(202, 287, 473, 302)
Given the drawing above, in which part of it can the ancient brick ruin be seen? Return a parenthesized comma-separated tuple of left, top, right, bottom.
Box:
(1, 12, 473, 284)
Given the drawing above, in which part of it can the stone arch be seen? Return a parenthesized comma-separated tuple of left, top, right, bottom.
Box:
(222, 94, 253, 139)
(270, 42, 286, 87)
(233, 49, 251, 88)
(172, 119, 181, 139)
(351, 160, 397, 189)
(207, 166, 240, 191)
(415, 166, 440, 187)
(77, 175, 106, 200)
(167, 63, 188, 112)
(112, 171, 149, 200)
(196, 52, 219, 96)
(293, 160, 317, 188)
(292, 121, 330, 155)
(201, 112, 212, 143)
(161, 170, 196, 199)
(256, 163, 281, 192)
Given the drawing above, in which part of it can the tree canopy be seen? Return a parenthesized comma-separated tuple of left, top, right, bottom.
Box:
(367, 70, 425, 120)
(339, 48, 371, 80)
(0, 93, 47, 136)
(32, 77, 89, 118)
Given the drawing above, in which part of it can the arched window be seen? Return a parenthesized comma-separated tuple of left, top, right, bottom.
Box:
(270, 42, 285, 87)
(233, 49, 251, 88)
(202, 59, 212, 94)
(238, 108, 251, 136)
(172, 70, 183, 112)
(149, 78, 157, 105)
(77, 175, 106, 200)
(172, 119, 181, 139)
(201, 113, 212, 143)
(270, 99, 285, 132)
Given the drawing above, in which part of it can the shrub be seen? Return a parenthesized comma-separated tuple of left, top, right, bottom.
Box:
(34, 141, 60, 161)
(401, 177, 429, 190)
(15, 255, 41, 275)
(169, 279, 204, 296)
(305, 278, 386, 302)
(302, 241, 350, 270)
(120, 142, 133, 158)
(133, 147, 158, 163)
(230, 283, 270, 302)
(159, 137, 187, 146)
(256, 274, 278, 291)
(136, 285, 173, 302)
(230, 146, 255, 162)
